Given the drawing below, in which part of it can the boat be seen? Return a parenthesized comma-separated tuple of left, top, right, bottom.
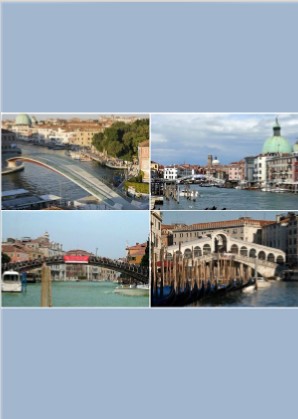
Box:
(1, 270, 22, 292)
(69, 151, 81, 160)
(242, 278, 257, 293)
(105, 160, 127, 170)
(179, 190, 199, 197)
(255, 277, 271, 288)
(114, 283, 149, 296)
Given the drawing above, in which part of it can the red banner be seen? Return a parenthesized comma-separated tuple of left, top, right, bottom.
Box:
(64, 255, 89, 264)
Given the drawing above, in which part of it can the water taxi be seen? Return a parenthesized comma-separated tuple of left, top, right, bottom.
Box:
(1, 270, 22, 292)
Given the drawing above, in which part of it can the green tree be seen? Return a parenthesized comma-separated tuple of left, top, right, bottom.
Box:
(2, 253, 11, 264)
(140, 241, 149, 267)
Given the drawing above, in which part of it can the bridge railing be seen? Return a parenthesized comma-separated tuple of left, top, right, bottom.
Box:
(3, 256, 149, 281)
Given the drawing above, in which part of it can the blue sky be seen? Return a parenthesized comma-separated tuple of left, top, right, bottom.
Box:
(162, 210, 290, 225)
(151, 113, 298, 165)
(2, 211, 149, 258)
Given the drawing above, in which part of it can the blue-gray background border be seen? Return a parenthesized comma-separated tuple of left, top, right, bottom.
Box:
(2, 2, 298, 419)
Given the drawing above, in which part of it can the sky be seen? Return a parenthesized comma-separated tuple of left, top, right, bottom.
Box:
(162, 210, 295, 225)
(151, 113, 298, 165)
(2, 211, 149, 259)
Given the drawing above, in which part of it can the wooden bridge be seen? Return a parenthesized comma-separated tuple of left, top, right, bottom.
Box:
(2, 255, 149, 283)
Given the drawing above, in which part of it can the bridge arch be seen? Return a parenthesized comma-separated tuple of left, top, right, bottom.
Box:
(276, 255, 284, 264)
(184, 248, 192, 259)
(203, 244, 211, 255)
(240, 246, 248, 257)
(194, 246, 202, 258)
(249, 248, 256, 258)
(213, 233, 228, 252)
(230, 244, 239, 254)
(267, 253, 275, 263)
(6, 156, 127, 210)
(258, 251, 266, 260)
(2, 255, 149, 283)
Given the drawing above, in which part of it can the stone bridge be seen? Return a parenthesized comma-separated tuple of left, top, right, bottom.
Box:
(2, 255, 149, 283)
(165, 231, 286, 277)
(6, 155, 136, 210)
(177, 174, 225, 184)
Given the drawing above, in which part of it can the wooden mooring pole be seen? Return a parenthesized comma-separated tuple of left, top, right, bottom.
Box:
(41, 263, 52, 307)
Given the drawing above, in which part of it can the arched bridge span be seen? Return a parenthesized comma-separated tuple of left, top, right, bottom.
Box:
(7, 155, 133, 210)
(2, 255, 149, 283)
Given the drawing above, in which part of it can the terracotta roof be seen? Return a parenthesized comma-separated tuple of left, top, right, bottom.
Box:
(126, 242, 147, 251)
(173, 219, 275, 231)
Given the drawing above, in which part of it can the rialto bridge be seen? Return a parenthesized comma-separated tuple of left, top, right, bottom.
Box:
(164, 231, 286, 278)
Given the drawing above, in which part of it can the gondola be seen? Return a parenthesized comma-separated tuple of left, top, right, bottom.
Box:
(152, 285, 176, 307)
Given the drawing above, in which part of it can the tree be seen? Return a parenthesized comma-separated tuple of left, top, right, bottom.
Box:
(140, 240, 149, 267)
(2, 253, 11, 264)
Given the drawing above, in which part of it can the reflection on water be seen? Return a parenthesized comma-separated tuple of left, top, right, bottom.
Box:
(197, 281, 298, 307)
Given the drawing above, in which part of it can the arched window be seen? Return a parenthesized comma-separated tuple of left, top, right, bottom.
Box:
(249, 249, 256, 258)
(194, 246, 202, 258)
(230, 244, 238, 254)
(240, 246, 248, 257)
(184, 248, 192, 259)
(258, 251, 266, 260)
(203, 244, 211, 255)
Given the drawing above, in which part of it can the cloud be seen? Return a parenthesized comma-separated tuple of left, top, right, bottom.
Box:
(151, 113, 298, 164)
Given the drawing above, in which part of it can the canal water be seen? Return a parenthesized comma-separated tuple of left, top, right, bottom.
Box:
(197, 281, 298, 307)
(161, 185, 298, 210)
(2, 144, 126, 201)
(2, 281, 149, 308)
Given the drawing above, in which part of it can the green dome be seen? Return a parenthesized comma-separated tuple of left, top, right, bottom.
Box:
(262, 118, 292, 154)
(262, 136, 293, 154)
(15, 113, 32, 126)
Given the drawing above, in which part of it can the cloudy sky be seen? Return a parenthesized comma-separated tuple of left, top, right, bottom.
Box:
(2, 211, 149, 259)
(151, 113, 298, 165)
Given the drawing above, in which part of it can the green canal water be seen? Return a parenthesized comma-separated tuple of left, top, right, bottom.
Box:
(1, 281, 149, 308)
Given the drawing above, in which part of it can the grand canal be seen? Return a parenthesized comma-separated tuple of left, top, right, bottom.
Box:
(196, 281, 298, 307)
(2, 281, 149, 308)
(161, 185, 298, 210)
(2, 144, 128, 202)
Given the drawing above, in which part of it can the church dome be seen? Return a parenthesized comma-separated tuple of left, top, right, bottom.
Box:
(15, 113, 32, 126)
(262, 118, 292, 154)
(212, 156, 220, 165)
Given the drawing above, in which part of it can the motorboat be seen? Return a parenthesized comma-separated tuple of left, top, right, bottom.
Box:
(179, 190, 199, 197)
(255, 277, 272, 288)
(114, 284, 149, 296)
(1, 270, 22, 292)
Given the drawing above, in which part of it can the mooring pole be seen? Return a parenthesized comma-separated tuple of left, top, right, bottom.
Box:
(41, 263, 52, 307)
